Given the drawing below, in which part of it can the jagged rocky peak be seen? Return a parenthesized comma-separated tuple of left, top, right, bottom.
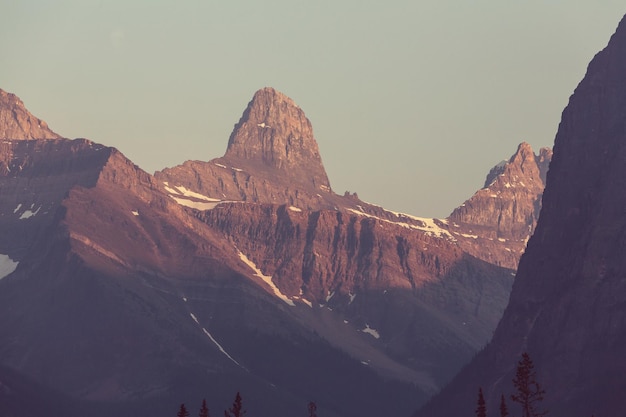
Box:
(0, 89, 60, 140)
(536, 146, 552, 183)
(155, 87, 341, 210)
(483, 142, 548, 188)
(224, 87, 331, 188)
(449, 141, 551, 239)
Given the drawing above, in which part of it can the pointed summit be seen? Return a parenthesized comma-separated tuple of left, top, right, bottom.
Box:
(483, 142, 547, 188)
(224, 87, 330, 189)
(449, 142, 550, 240)
(156, 88, 338, 210)
(0, 89, 60, 140)
(447, 142, 551, 268)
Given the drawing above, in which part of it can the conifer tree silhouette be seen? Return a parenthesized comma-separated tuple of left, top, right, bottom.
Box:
(199, 398, 210, 417)
(511, 352, 547, 417)
(224, 392, 246, 417)
(475, 387, 487, 417)
(177, 403, 190, 417)
(500, 394, 509, 417)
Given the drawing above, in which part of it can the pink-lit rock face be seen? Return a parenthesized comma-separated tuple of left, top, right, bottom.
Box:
(449, 142, 551, 269)
(0, 89, 60, 140)
(0, 85, 548, 417)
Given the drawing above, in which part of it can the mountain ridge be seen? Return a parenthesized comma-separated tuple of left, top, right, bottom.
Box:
(0, 86, 551, 417)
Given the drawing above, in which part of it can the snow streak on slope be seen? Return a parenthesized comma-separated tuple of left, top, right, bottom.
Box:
(0, 254, 18, 279)
(201, 328, 242, 367)
(170, 196, 221, 210)
(188, 312, 241, 367)
(163, 182, 225, 210)
(346, 208, 454, 239)
(237, 251, 296, 306)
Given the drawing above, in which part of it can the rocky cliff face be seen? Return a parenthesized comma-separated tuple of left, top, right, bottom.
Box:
(448, 142, 552, 269)
(0, 89, 59, 140)
(0, 138, 112, 261)
(156, 87, 337, 210)
(416, 14, 626, 417)
(156, 89, 555, 391)
(225, 87, 329, 183)
(198, 202, 514, 384)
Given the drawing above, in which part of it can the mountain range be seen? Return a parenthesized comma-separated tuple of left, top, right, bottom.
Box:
(0, 84, 550, 417)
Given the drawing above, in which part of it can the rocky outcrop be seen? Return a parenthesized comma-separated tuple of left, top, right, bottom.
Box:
(156, 87, 337, 210)
(0, 139, 111, 259)
(416, 14, 626, 417)
(224, 87, 329, 185)
(199, 202, 514, 384)
(0, 89, 60, 140)
(448, 143, 552, 269)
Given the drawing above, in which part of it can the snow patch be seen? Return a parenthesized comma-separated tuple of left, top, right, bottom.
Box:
(361, 324, 381, 339)
(214, 163, 227, 169)
(163, 184, 179, 194)
(165, 184, 234, 211)
(300, 298, 313, 308)
(237, 251, 295, 306)
(288, 206, 302, 212)
(131, 210, 139, 216)
(13, 204, 22, 214)
(347, 208, 455, 240)
(174, 186, 220, 202)
(349, 293, 356, 304)
(189, 313, 199, 324)
(171, 196, 221, 211)
(458, 233, 479, 239)
(19, 204, 41, 220)
(0, 254, 18, 279)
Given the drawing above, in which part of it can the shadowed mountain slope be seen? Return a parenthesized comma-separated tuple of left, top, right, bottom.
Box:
(415, 13, 626, 417)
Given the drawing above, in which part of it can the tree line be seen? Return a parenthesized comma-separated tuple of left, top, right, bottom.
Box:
(175, 392, 318, 417)
(475, 352, 596, 417)
(475, 352, 547, 417)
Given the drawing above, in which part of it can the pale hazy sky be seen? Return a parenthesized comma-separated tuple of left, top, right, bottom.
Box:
(2, 1, 624, 217)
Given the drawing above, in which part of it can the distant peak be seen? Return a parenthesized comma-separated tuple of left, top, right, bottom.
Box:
(509, 141, 534, 161)
(0, 88, 60, 140)
(224, 87, 330, 187)
(251, 87, 297, 106)
(483, 142, 551, 189)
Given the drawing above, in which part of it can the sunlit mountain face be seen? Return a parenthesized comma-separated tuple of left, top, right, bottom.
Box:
(0, 86, 550, 417)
